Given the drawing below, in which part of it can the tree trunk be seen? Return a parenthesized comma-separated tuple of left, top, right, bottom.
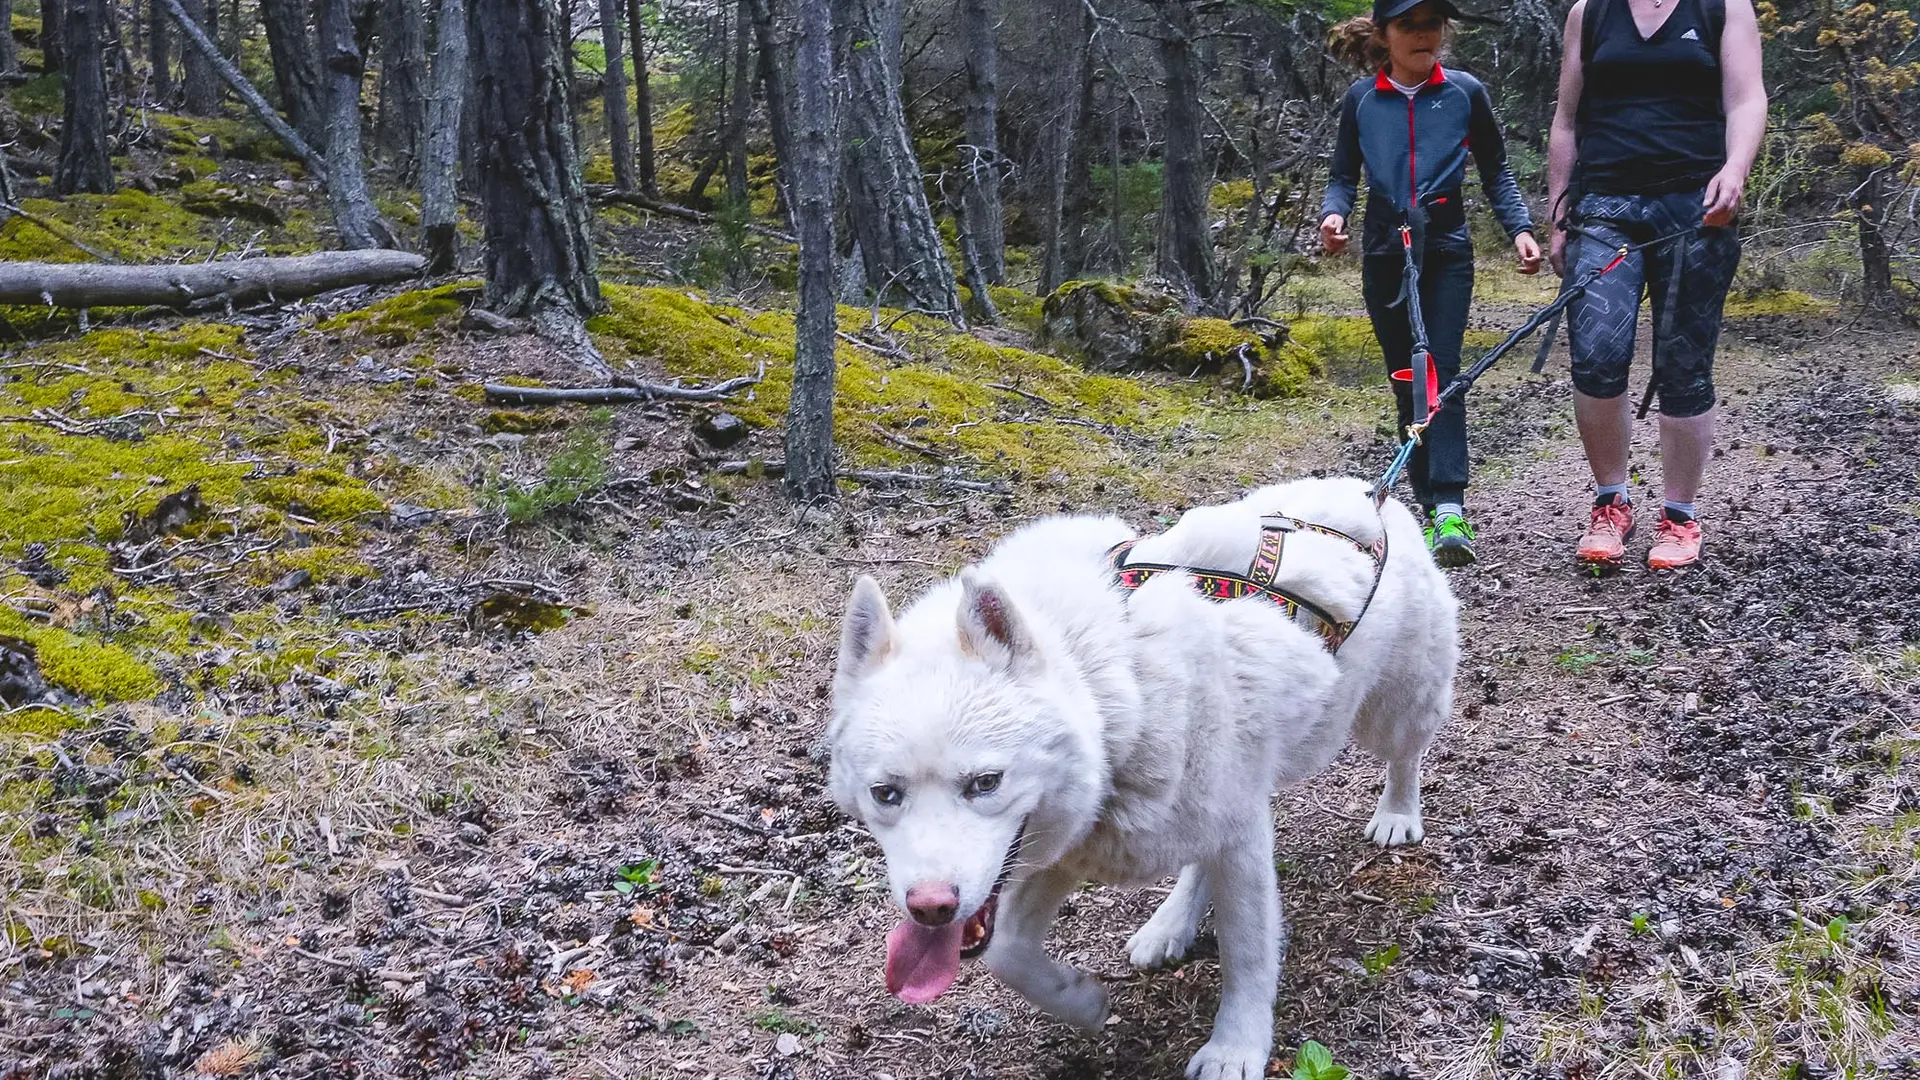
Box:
(420, 0, 466, 271)
(0, 250, 425, 306)
(469, 0, 603, 364)
(724, 0, 751, 206)
(627, 0, 657, 196)
(783, 0, 836, 502)
(375, 0, 425, 173)
(597, 0, 633, 190)
(1, 0, 22, 78)
(179, 0, 220, 113)
(1856, 165, 1894, 307)
(746, 0, 793, 222)
(161, 0, 328, 178)
(958, 0, 1002, 283)
(319, 0, 393, 248)
(1153, 0, 1215, 313)
(1036, 0, 1082, 293)
(833, 0, 959, 316)
(260, 0, 325, 149)
(145, 0, 170, 104)
(1061, 21, 1097, 277)
(40, 0, 63, 74)
(54, 0, 112, 195)
(1106, 84, 1125, 272)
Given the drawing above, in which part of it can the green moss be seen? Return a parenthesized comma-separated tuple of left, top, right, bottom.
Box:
(588, 284, 1195, 483)
(482, 410, 564, 435)
(8, 72, 60, 116)
(259, 469, 387, 522)
(969, 286, 1045, 334)
(0, 611, 162, 703)
(316, 282, 479, 343)
(1723, 289, 1835, 318)
(0, 189, 215, 264)
(247, 545, 377, 588)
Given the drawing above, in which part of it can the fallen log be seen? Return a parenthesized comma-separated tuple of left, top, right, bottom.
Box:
(482, 365, 764, 405)
(0, 251, 426, 308)
(157, 0, 330, 183)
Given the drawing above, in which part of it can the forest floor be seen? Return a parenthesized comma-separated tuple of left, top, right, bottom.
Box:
(1, 119, 1918, 1080)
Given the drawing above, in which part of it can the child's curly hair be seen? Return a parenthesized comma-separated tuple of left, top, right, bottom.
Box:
(1328, 15, 1390, 71)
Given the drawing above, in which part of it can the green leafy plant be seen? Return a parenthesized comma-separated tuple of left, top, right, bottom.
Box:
(1554, 649, 1603, 674)
(611, 858, 659, 896)
(481, 420, 612, 524)
(1826, 915, 1850, 944)
(1630, 911, 1653, 936)
(1292, 1040, 1350, 1080)
(1362, 944, 1401, 977)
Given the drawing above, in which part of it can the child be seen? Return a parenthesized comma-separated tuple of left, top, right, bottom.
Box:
(1321, 0, 1542, 566)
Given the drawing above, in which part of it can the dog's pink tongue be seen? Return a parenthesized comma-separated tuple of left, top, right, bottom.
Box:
(885, 919, 964, 1004)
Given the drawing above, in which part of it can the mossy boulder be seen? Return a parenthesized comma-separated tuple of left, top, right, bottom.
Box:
(1040, 280, 1316, 398)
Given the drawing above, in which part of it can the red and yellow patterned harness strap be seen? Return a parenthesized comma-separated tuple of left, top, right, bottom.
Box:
(1105, 514, 1388, 653)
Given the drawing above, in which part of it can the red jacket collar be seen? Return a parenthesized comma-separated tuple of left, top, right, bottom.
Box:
(1373, 64, 1448, 93)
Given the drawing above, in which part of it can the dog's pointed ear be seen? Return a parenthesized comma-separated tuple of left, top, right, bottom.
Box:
(835, 576, 897, 689)
(957, 570, 1040, 673)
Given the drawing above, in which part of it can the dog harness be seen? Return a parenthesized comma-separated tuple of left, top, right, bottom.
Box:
(1104, 515, 1388, 653)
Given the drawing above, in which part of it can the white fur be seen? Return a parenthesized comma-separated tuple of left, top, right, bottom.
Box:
(829, 477, 1459, 1079)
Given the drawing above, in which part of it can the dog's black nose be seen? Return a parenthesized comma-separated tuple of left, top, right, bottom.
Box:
(906, 881, 959, 926)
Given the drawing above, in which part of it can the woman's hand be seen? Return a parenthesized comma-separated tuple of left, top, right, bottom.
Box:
(1514, 231, 1544, 275)
(1320, 215, 1349, 256)
(1702, 166, 1746, 227)
(1549, 227, 1568, 277)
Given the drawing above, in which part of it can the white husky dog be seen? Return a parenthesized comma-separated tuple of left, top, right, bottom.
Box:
(827, 476, 1458, 1079)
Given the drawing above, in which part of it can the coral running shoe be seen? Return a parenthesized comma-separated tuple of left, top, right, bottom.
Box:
(1647, 513, 1703, 570)
(1576, 494, 1635, 567)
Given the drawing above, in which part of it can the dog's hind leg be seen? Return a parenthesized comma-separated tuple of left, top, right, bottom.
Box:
(984, 865, 1108, 1031)
(1183, 820, 1279, 1080)
(1126, 864, 1210, 969)
(1352, 681, 1449, 847)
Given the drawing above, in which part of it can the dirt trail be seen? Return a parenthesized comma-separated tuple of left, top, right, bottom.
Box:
(6, 297, 1916, 1080)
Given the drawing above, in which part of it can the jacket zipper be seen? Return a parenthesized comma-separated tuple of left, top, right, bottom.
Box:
(1407, 91, 1419, 218)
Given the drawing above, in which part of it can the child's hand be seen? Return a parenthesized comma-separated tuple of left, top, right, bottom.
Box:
(1514, 231, 1543, 275)
(1320, 215, 1349, 256)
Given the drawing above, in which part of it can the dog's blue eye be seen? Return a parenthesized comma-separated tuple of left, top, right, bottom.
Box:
(871, 783, 903, 807)
(966, 772, 1002, 798)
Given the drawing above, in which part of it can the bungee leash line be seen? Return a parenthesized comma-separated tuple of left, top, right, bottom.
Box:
(1368, 222, 1699, 506)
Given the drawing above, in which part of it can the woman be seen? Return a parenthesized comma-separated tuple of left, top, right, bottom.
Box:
(1546, 0, 1765, 571)
(1321, 0, 1542, 568)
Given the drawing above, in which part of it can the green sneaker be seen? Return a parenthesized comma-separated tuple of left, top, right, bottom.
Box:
(1430, 511, 1477, 567)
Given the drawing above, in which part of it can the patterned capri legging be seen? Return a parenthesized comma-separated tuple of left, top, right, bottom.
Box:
(1564, 189, 1741, 419)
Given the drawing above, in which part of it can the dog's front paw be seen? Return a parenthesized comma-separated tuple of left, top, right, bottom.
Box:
(1363, 807, 1424, 847)
(1033, 968, 1108, 1031)
(1126, 914, 1198, 969)
(1184, 1039, 1268, 1080)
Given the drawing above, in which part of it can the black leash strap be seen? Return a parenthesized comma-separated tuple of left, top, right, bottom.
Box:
(1398, 224, 1435, 417)
(1368, 223, 1700, 506)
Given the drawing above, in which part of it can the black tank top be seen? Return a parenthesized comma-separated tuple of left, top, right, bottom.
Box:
(1576, 0, 1726, 195)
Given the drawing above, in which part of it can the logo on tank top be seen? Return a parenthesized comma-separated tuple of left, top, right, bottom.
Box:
(1681, 28, 1699, 40)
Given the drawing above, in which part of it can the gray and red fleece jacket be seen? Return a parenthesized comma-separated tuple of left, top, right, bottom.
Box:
(1321, 65, 1535, 257)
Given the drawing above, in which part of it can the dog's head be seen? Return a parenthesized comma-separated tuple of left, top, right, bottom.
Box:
(826, 571, 1102, 1003)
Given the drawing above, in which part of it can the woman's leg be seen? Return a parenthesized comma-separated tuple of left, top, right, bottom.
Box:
(1644, 196, 1740, 506)
(1566, 204, 1646, 493)
(1566, 198, 1650, 565)
(1362, 254, 1429, 510)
